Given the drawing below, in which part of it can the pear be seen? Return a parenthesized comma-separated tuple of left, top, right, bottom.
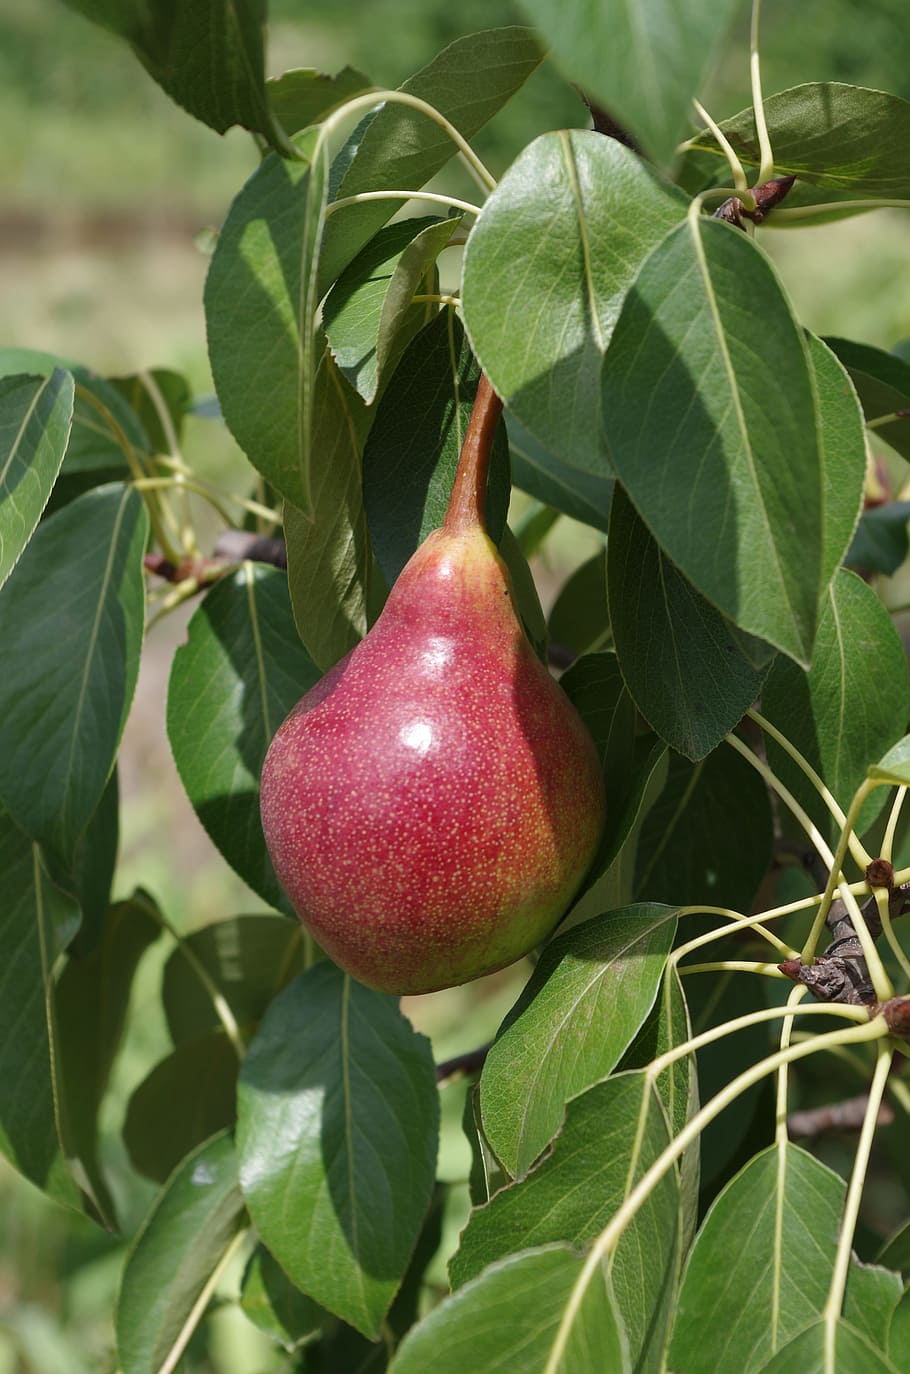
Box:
(260, 376, 605, 994)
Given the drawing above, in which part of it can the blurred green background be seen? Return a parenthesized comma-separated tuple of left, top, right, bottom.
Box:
(2, 1, 910, 1369)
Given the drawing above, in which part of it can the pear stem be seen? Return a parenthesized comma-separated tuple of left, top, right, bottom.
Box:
(443, 374, 504, 535)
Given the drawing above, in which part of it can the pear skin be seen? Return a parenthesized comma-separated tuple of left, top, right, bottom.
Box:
(260, 378, 605, 994)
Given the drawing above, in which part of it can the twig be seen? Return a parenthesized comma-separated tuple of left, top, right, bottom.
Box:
(787, 1091, 895, 1139)
(435, 1043, 491, 1084)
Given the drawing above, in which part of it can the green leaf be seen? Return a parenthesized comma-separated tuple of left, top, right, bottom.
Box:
(0, 810, 81, 1208)
(619, 966, 699, 1246)
(761, 569, 910, 844)
(879, 1219, 910, 1274)
(63, 0, 274, 142)
(167, 565, 321, 910)
(284, 348, 374, 672)
(498, 525, 548, 660)
(608, 484, 769, 759)
(109, 368, 192, 454)
(240, 1243, 322, 1351)
(548, 552, 608, 658)
(844, 1261, 903, 1353)
(124, 1031, 239, 1184)
(324, 217, 460, 404)
(389, 1246, 624, 1374)
(562, 737, 668, 924)
(560, 651, 635, 780)
(205, 131, 329, 514)
(635, 745, 775, 911)
(0, 483, 148, 862)
(603, 216, 823, 664)
(809, 335, 867, 586)
(267, 65, 373, 137)
(54, 894, 160, 1224)
(162, 914, 308, 1045)
(888, 1288, 910, 1365)
(755, 1319, 900, 1373)
(685, 969, 772, 1189)
(236, 963, 439, 1339)
(519, 0, 742, 165)
(480, 904, 677, 1176)
(58, 768, 120, 954)
(671, 1145, 846, 1373)
(0, 370, 73, 589)
(462, 131, 686, 473)
(870, 736, 910, 787)
(464, 1085, 509, 1207)
(507, 413, 614, 532)
(825, 336, 910, 463)
(319, 27, 543, 289)
(362, 311, 510, 584)
(690, 84, 910, 199)
(116, 1131, 247, 1374)
(453, 1074, 679, 1374)
(848, 504, 910, 576)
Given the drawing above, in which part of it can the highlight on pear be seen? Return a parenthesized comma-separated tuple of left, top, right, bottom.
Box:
(260, 376, 606, 995)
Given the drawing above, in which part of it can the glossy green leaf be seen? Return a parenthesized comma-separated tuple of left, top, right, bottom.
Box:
(560, 651, 635, 779)
(548, 552, 608, 658)
(324, 217, 459, 403)
(116, 1131, 247, 1374)
(761, 569, 910, 843)
(0, 370, 73, 589)
(319, 27, 543, 289)
(670, 1144, 845, 1374)
(603, 217, 822, 664)
(0, 483, 148, 862)
(690, 84, 910, 199)
(609, 484, 769, 759)
(519, 0, 742, 165)
(888, 1288, 910, 1365)
(844, 1261, 903, 1353)
(870, 735, 910, 787)
(879, 1219, 910, 1274)
(362, 310, 510, 584)
(167, 565, 320, 911)
(0, 351, 141, 493)
(55, 894, 161, 1223)
(809, 335, 867, 586)
(109, 368, 192, 455)
(848, 503, 910, 576)
(284, 347, 374, 672)
(619, 965, 699, 1246)
(163, 914, 307, 1045)
(635, 745, 775, 911)
(462, 132, 686, 473)
(498, 525, 548, 660)
(236, 963, 439, 1339)
(684, 968, 772, 1189)
(755, 1319, 900, 1373)
(464, 1085, 509, 1208)
(124, 1031, 238, 1183)
(205, 130, 329, 514)
(0, 810, 81, 1208)
(240, 1243, 322, 1351)
(454, 1074, 679, 1373)
(63, 0, 274, 142)
(480, 904, 677, 1176)
(267, 65, 372, 137)
(390, 1246, 624, 1374)
(507, 412, 614, 532)
(562, 737, 668, 924)
(58, 768, 119, 955)
(825, 337, 910, 463)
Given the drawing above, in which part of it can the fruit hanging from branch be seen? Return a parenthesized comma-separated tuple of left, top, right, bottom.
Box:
(260, 376, 606, 994)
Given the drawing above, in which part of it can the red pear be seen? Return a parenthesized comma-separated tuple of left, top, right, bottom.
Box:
(260, 377, 605, 994)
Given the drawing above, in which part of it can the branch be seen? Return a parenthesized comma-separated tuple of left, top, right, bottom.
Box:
(435, 1043, 491, 1084)
(780, 864, 910, 1005)
(787, 1090, 895, 1139)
